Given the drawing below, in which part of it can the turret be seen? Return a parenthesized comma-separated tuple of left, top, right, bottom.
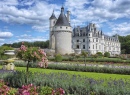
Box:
(67, 10, 70, 25)
(49, 10, 57, 31)
(53, 6, 72, 54)
(49, 10, 57, 49)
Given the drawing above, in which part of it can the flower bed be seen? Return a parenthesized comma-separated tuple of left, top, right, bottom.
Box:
(1, 71, 130, 95)
(0, 80, 65, 95)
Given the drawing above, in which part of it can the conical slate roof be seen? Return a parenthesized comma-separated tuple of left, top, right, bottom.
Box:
(49, 10, 57, 19)
(55, 7, 70, 26)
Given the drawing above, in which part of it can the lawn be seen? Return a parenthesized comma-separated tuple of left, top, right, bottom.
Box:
(1, 66, 130, 94)
(13, 67, 130, 80)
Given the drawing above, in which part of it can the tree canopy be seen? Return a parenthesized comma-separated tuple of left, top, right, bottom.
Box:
(118, 35, 130, 54)
(2, 40, 49, 49)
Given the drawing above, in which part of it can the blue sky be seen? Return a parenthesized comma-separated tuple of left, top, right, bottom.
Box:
(0, 0, 130, 45)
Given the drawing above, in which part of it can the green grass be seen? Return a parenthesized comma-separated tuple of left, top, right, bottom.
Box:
(16, 67, 130, 80)
(1, 66, 130, 81)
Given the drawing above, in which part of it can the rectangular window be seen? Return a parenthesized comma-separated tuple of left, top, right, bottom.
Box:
(93, 45, 94, 49)
(96, 38, 98, 42)
(77, 45, 79, 49)
(83, 45, 85, 49)
(83, 39, 85, 42)
(77, 40, 79, 42)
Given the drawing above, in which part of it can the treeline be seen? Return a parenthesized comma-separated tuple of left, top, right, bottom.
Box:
(2, 40, 49, 49)
(2, 35, 130, 54)
(119, 35, 130, 54)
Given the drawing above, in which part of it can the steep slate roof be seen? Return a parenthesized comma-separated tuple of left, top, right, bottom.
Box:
(49, 10, 57, 19)
(55, 7, 70, 26)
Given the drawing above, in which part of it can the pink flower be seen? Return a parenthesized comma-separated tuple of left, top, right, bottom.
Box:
(38, 62, 43, 67)
(42, 57, 44, 62)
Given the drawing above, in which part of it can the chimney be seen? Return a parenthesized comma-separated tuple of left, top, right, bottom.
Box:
(67, 10, 70, 25)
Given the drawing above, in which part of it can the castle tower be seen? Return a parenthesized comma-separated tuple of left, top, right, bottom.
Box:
(51, 6, 72, 55)
(49, 10, 57, 49)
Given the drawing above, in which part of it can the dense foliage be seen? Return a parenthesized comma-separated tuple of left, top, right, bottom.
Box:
(0, 79, 65, 95)
(96, 52, 103, 57)
(119, 35, 130, 54)
(55, 54, 62, 62)
(0, 46, 14, 60)
(2, 40, 49, 48)
(104, 52, 110, 57)
(2, 71, 130, 95)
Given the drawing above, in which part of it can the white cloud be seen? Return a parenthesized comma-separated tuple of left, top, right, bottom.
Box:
(64, 0, 130, 28)
(16, 34, 47, 42)
(106, 22, 130, 36)
(0, 0, 60, 32)
(0, 0, 130, 36)
(0, 39, 5, 41)
(0, 32, 13, 38)
(0, 0, 18, 6)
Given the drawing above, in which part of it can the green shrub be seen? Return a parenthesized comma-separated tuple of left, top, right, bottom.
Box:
(39, 86, 53, 95)
(55, 54, 62, 62)
(96, 52, 103, 57)
(104, 52, 110, 57)
(0, 46, 14, 60)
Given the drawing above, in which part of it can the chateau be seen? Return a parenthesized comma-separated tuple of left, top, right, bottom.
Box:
(49, 7, 121, 56)
(73, 24, 121, 56)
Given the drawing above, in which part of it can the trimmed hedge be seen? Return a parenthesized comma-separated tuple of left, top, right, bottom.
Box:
(47, 64, 130, 75)
(7, 61, 130, 75)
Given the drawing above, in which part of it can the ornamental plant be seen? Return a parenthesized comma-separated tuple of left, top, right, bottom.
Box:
(16, 42, 48, 72)
(0, 80, 17, 95)
(104, 52, 110, 57)
(18, 84, 39, 95)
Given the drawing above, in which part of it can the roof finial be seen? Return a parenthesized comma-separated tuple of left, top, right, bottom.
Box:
(53, 9, 54, 13)
(62, 3, 64, 7)
(61, 3, 64, 12)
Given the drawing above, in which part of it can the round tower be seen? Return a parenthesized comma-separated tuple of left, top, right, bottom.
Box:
(53, 6, 72, 55)
(49, 10, 57, 49)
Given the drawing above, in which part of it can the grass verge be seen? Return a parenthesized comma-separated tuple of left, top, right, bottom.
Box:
(16, 67, 130, 80)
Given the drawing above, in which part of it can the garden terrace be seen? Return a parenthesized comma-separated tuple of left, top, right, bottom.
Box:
(0, 67, 130, 95)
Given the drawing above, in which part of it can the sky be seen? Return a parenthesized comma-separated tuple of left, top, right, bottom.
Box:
(0, 0, 130, 46)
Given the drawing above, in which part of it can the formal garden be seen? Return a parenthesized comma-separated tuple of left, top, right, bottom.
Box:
(0, 43, 130, 95)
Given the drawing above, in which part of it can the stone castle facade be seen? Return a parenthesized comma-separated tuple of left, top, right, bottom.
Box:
(49, 7, 121, 56)
(73, 23, 121, 56)
(49, 6, 72, 55)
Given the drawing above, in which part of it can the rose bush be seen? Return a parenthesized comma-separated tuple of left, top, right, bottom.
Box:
(16, 42, 48, 72)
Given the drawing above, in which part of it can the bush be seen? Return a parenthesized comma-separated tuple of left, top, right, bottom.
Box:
(55, 54, 62, 62)
(96, 52, 103, 57)
(104, 52, 110, 57)
(39, 86, 53, 95)
(0, 80, 17, 95)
